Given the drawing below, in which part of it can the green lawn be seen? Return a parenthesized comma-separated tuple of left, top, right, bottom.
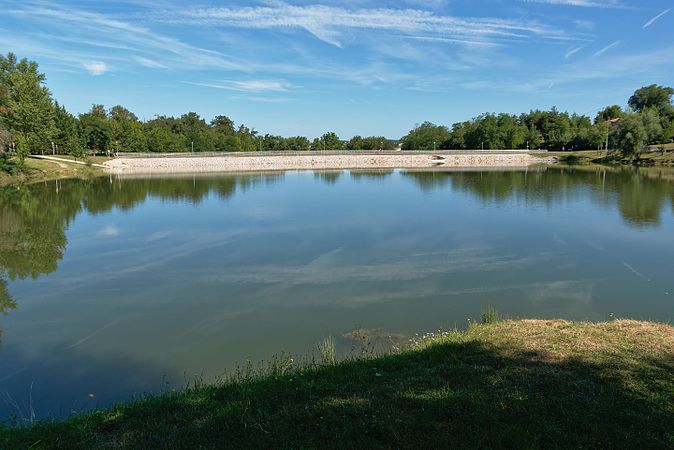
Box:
(0, 157, 105, 187)
(2, 319, 672, 449)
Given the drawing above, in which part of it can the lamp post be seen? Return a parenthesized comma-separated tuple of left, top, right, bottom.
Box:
(604, 118, 621, 153)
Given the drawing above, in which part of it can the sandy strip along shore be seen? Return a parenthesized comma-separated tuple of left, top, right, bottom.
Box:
(104, 152, 553, 175)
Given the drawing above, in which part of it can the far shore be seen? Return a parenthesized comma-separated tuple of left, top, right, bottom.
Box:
(103, 151, 555, 175)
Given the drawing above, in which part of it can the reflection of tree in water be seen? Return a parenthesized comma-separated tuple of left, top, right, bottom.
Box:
(0, 277, 16, 348)
(350, 170, 394, 180)
(0, 173, 285, 344)
(82, 173, 285, 213)
(314, 171, 342, 185)
(401, 166, 674, 227)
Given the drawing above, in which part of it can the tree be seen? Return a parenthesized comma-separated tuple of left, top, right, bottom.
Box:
(286, 136, 310, 151)
(613, 113, 648, 160)
(595, 105, 623, 124)
(15, 134, 29, 164)
(628, 85, 674, 113)
(0, 124, 12, 151)
(109, 105, 146, 153)
(178, 112, 215, 151)
(88, 104, 108, 119)
(79, 105, 112, 154)
(109, 105, 137, 122)
(144, 124, 184, 152)
(52, 102, 80, 154)
(211, 115, 235, 135)
(1, 53, 55, 154)
(401, 122, 450, 150)
(641, 108, 664, 145)
(347, 135, 364, 150)
(525, 126, 543, 149)
(235, 125, 258, 152)
(314, 132, 343, 150)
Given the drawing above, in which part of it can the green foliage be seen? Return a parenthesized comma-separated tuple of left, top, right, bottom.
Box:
(0, 124, 12, 151)
(595, 105, 624, 124)
(211, 115, 235, 135)
(78, 107, 112, 155)
(144, 123, 184, 152)
(628, 84, 674, 113)
(312, 132, 344, 150)
(347, 135, 395, 150)
(480, 305, 501, 324)
(52, 102, 80, 154)
(0, 153, 18, 174)
(1, 52, 55, 154)
(14, 135, 29, 165)
(401, 121, 451, 150)
(614, 113, 649, 160)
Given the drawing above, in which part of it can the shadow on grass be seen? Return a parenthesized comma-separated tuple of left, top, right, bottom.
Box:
(5, 331, 672, 449)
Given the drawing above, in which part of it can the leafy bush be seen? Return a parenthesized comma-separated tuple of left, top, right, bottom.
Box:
(0, 153, 18, 174)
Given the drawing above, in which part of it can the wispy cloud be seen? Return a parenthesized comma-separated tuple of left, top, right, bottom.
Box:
(593, 40, 620, 57)
(4, 2, 248, 73)
(164, 3, 579, 48)
(183, 80, 291, 92)
(573, 19, 594, 30)
(524, 0, 624, 7)
(643, 8, 670, 28)
(462, 45, 674, 93)
(82, 61, 108, 75)
(564, 46, 583, 59)
(135, 57, 167, 69)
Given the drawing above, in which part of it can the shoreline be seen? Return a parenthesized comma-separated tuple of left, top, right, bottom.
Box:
(2, 318, 672, 448)
(104, 152, 555, 175)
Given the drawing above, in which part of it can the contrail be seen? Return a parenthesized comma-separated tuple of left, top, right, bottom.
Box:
(65, 321, 117, 350)
(623, 262, 650, 282)
(643, 8, 670, 29)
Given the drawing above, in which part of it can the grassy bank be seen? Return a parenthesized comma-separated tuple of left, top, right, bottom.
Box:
(531, 149, 674, 166)
(0, 156, 107, 187)
(1, 319, 672, 449)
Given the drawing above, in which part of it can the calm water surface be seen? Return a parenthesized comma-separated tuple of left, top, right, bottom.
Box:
(1, 166, 673, 419)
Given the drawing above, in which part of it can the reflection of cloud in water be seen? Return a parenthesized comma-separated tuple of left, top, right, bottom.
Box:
(97, 225, 120, 238)
(28, 230, 252, 291)
(146, 230, 172, 241)
(529, 280, 595, 305)
(201, 247, 567, 286)
(64, 320, 118, 350)
(622, 262, 651, 282)
(552, 233, 568, 248)
(240, 206, 284, 220)
(584, 238, 604, 251)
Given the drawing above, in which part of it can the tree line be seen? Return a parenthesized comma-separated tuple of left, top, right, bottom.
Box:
(401, 85, 674, 160)
(0, 52, 397, 159)
(1, 51, 673, 161)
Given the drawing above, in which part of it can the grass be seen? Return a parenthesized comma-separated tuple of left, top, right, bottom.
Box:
(1, 319, 672, 449)
(530, 149, 674, 166)
(0, 156, 106, 187)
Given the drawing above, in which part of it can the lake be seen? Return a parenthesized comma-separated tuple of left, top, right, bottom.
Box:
(1, 165, 673, 420)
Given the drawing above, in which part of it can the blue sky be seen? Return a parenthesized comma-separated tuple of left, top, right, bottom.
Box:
(1, 0, 673, 138)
